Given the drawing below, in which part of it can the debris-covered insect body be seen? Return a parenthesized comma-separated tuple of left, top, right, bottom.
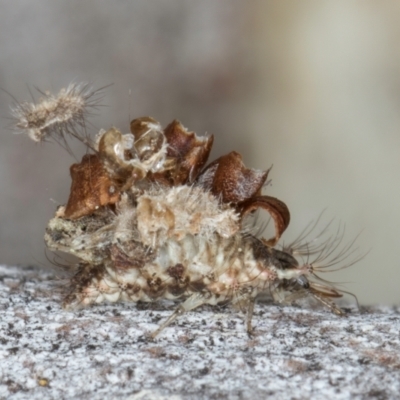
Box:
(14, 84, 360, 337)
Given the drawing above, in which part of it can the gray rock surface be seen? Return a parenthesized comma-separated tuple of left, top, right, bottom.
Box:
(0, 265, 399, 400)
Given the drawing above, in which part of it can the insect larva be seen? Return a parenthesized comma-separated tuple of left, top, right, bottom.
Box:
(14, 84, 361, 338)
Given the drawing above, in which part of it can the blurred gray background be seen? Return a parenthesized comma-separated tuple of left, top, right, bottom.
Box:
(1, 0, 399, 305)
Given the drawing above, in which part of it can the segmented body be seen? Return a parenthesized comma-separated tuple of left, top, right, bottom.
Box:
(46, 198, 311, 338)
(45, 184, 295, 308)
(54, 232, 284, 309)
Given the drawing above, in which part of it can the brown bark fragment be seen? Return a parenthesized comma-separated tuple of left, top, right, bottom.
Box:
(64, 154, 120, 220)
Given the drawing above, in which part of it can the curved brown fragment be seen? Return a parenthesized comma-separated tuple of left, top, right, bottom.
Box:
(240, 195, 290, 246)
(163, 120, 214, 184)
(210, 151, 269, 204)
(64, 154, 120, 220)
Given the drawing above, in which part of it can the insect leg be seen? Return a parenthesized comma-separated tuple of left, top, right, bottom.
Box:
(246, 297, 256, 337)
(150, 293, 208, 339)
(310, 291, 344, 315)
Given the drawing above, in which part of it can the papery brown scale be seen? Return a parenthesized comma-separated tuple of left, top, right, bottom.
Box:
(210, 151, 269, 204)
(164, 120, 197, 158)
(64, 154, 120, 220)
(184, 140, 214, 182)
(163, 120, 214, 184)
(241, 195, 290, 246)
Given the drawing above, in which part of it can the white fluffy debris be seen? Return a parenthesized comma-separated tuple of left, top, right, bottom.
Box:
(136, 185, 240, 247)
(11, 83, 102, 146)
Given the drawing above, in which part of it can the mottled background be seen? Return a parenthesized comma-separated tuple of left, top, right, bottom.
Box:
(1, 1, 399, 305)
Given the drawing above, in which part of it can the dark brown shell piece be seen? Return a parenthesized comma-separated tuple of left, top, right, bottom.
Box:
(64, 154, 120, 220)
(163, 120, 214, 184)
(207, 151, 269, 204)
(240, 195, 290, 246)
(196, 151, 289, 242)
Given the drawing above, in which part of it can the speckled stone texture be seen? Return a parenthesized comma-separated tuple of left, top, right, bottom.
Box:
(0, 265, 399, 400)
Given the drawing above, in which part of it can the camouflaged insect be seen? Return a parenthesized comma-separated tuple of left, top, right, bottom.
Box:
(13, 85, 355, 337)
